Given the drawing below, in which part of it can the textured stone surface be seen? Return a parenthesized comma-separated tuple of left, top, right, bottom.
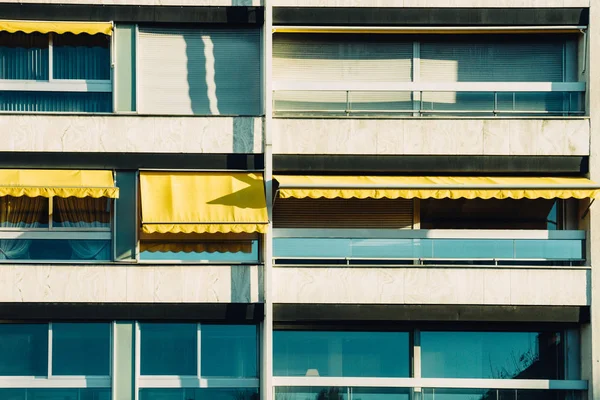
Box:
(0, 115, 263, 154)
(1, 265, 261, 303)
(273, 0, 588, 6)
(272, 267, 590, 306)
(273, 118, 590, 156)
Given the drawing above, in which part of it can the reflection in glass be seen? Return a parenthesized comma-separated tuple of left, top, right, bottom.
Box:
(0, 388, 111, 400)
(139, 240, 259, 262)
(421, 331, 562, 379)
(52, 323, 111, 376)
(422, 388, 579, 400)
(275, 387, 347, 400)
(140, 323, 197, 376)
(201, 325, 258, 377)
(0, 324, 47, 376)
(350, 388, 410, 400)
(274, 331, 409, 377)
(139, 388, 259, 400)
(0, 239, 111, 261)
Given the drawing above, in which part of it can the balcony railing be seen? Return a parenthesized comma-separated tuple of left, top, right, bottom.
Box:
(273, 229, 586, 266)
(272, 81, 586, 117)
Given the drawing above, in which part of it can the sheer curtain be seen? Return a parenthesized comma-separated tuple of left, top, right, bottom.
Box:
(54, 197, 110, 260)
(0, 196, 46, 259)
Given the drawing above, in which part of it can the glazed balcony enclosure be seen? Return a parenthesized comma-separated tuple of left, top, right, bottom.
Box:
(271, 175, 596, 306)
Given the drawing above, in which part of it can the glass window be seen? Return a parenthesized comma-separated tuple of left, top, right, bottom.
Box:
(0, 32, 49, 80)
(275, 388, 411, 400)
(53, 197, 111, 229)
(52, 323, 111, 376)
(139, 239, 259, 263)
(201, 325, 257, 377)
(139, 389, 259, 400)
(421, 331, 563, 379)
(140, 323, 197, 376)
(0, 388, 111, 400)
(0, 324, 47, 376)
(422, 388, 579, 400)
(274, 331, 409, 377)
(52, 33, 110, 80)
(0, 196, 49, 229)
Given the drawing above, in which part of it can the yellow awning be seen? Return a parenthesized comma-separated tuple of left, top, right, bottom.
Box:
(0, 169, 118, 199)
(0, 20, 113, 36)
(140, 172, 268, 234)
(140, 241, 253, 254)
(275, 175, 600, 200)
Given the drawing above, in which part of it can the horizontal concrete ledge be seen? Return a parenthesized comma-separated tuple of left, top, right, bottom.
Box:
(0, 303, 264, 322)
(274, 304, 589, 324)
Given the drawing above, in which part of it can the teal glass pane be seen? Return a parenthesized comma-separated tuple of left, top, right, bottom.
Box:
(350, 239, 419, 259)
(273, 238, 352, 258)
(0, 239, 111, 261)
(140, 323, 197, 376)
(422, 389, 578, 400)
(0, 32, 49, 80)
(0, 389, 110, 400)
(431, 239, 514, 259)
(0, 92, 112, 112)
(140, 240, 259, 262)
(351, 388, 410, 400)
(274, 331, 409, 377)
(140, 389, 259, 400)
(201, 325, 257, 377)
(53, 33, 110, 80)
(421, 331, 562, 379)
(52, 323, 110, 376)
(275, 387, 347, 400)
(0, 324, 47, 376)
(514, 240, 583, 260)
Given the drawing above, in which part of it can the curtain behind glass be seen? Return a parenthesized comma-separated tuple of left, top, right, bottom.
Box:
(54, 197, 110, 260)
(0, 196, 47, 260)
(0, 32, 49, 80)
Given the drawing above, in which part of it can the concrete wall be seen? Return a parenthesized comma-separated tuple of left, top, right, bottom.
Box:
(273, 118, 589, 156)
(272, 0, 589, 7)
(273, 267, 590, 306)
(0, 265, 261, 303)
(0, 115, 263, 153)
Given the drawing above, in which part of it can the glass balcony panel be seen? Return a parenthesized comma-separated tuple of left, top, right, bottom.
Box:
(0, 324, 48, 376)
(348, 91, 413, 115)
(431, 239, 514, 259)
(350, 239, 424, 259)
(274, 91, 348, 116)
(139, 239, 259, 262)
(139, 323, 197, 376)
(140, 389, 259, 400)
(420, 91, 495, 115)
(274, 238, 352, 259)
(0, 239, 111, 261)
(0, 91, 112, 113)
(422, 389, 580, 400)
(0, 389, 111, 400)
(52, 323, 111, 376)
(274, 331, 410, 377)
(514, 240, 583, 260)
(275, 387, 348, 400)
(351, 388, 410, 400)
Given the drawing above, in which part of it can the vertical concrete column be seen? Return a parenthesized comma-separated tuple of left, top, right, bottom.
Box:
(586, 2, 600, 399)
(261, 3, 274, 400)
(112, 322, 135, 400)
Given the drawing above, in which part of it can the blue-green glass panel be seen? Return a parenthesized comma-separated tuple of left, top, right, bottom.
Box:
(0, 92, 112, 112)
(514, 240, 583, 260)
(0, 32, 49, 80)
(350, 239, 421, 259)
(432, 239, 514, 259)
(140, 240, 259, 262)
(201, 325, 257, 377)
(0, 324, 47, 376)
(53, 33, 110, 80)
(0, 389, 111, 400)
(140, 389, 259, 400)
(274, 331, 409, 377)
(421, 331, 562, 379)
(52, 323, 110, 376)
(422, 388, 578, 400)
(350, 388, 410, 400)
(0, 239, 111, 261)
(275, 387, 347, 400)
(140, 323, 196, 376)
(273, 238, 352, 258)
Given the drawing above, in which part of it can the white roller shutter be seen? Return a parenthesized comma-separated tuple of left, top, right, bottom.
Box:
(138, 27, 261, 115)
(273, 34, 413, 113)
(273, 198, 414, 229)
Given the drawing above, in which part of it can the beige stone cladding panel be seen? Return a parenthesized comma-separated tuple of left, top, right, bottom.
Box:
(273, 118, 589, 155)
(273, 0, 588, 7)
(0, 115, 262, 154)
(0, 265, 260, 303)
(272, 267, 590, 306)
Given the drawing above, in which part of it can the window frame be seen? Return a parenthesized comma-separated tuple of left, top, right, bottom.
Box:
(135, 322, 260, 390)
(0, 322, 112, 391)
(0, 31, 112, 103)
(0, 196, 114, 263)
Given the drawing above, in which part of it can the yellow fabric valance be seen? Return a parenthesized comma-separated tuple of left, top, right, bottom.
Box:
(275, 175, 600, 200)
(0, 20, 113, 36)
(140, 172, 268, 234)
(140, 241, 253, 254)
(0, 169, 118, 199)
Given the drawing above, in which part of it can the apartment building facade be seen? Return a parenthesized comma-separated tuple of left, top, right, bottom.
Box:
(0, 1, 596, 400)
